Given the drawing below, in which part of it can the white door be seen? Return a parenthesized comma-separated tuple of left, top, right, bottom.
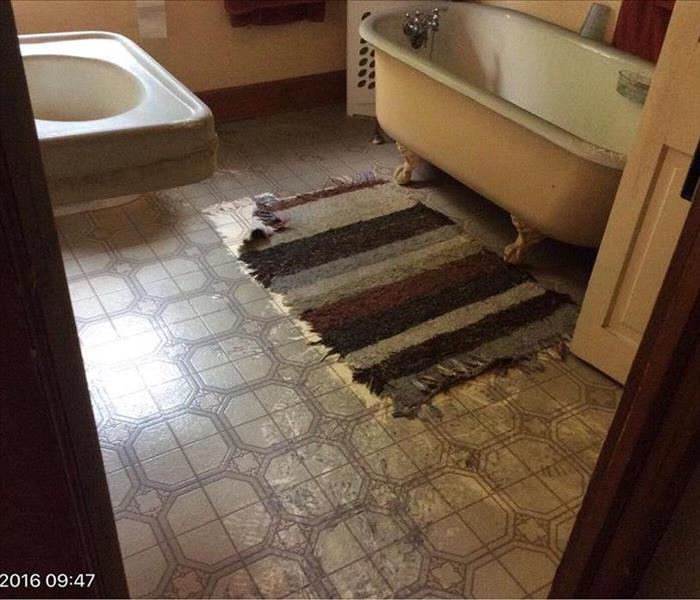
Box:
(571, 1, 700, 383)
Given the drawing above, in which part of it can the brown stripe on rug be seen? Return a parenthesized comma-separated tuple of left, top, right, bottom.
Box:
(354, 290, 569, 391)
(311, 258, 532, 354)
(217, 177, 578, 417)
(304, 253, 507, 332)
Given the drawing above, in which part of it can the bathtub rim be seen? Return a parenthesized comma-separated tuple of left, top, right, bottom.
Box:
(360, 1, 654, 171)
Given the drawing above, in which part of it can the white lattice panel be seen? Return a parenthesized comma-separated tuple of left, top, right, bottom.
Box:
(346, 1, 435, 117)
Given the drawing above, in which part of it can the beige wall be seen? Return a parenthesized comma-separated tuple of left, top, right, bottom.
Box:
(11, 0, 620, 92)
(479, 0, 621, 42)
(11, 0, 346, 92)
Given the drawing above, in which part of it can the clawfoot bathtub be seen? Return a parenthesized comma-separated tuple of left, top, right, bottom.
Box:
(361, 2, 653, 263)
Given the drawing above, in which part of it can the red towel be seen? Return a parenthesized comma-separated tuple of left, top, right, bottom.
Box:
(612, 0, 675, 62)
(224, 0, 326, 27)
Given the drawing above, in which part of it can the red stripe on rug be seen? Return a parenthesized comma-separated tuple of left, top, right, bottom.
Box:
(304, 251, 504, 332)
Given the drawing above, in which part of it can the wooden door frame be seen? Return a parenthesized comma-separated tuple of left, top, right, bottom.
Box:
(551, 174, 700, 596)
(0, 4, 128, 598)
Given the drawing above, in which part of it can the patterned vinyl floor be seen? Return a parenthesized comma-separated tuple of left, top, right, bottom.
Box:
(56, 106, 620, 599)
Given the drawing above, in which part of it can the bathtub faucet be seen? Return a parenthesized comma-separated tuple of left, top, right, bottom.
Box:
(402, 8, 440, 49)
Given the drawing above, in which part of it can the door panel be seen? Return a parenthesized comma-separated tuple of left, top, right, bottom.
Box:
(607, 147, 690, 337)
(0, 3, 128, 597)
(571, 3, 700, 383)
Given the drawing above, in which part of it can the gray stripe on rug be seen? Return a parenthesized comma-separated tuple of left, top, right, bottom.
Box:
(345, 282, 546, 370)
(386, 304, 579, 416)
(318, 265, 532, 354)
(281, 234, 483, 310)
(243, 203, 453, 286)
(259, 183, 423, 248)
(270, 225, 463, 294)
(355, 291, 570, 391)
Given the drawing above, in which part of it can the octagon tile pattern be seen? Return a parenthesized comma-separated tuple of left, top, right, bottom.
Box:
(57, 106, 621, 598)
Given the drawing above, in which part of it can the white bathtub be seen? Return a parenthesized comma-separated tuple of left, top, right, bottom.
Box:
(360, 2, 654, 261)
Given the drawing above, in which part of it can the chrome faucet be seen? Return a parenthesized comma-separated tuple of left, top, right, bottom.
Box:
(403, 8, 441, 49)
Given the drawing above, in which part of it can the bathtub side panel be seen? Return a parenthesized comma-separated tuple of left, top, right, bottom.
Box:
(365, 2, 651, 163)
(375, 52, 620, 247)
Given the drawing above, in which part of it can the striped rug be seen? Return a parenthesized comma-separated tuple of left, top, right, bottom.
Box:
(224, 177, 578, 417)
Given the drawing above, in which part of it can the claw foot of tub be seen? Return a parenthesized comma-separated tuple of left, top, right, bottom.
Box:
(393, 142, 422, 185)
(504, 215, 545, 265)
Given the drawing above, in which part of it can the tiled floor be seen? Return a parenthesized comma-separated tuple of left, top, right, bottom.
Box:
(56, 106, 620, 598)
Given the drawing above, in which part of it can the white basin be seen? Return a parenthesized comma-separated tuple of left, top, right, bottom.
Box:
(19, 32, 217, 210)
(24, 55, 144, 121)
